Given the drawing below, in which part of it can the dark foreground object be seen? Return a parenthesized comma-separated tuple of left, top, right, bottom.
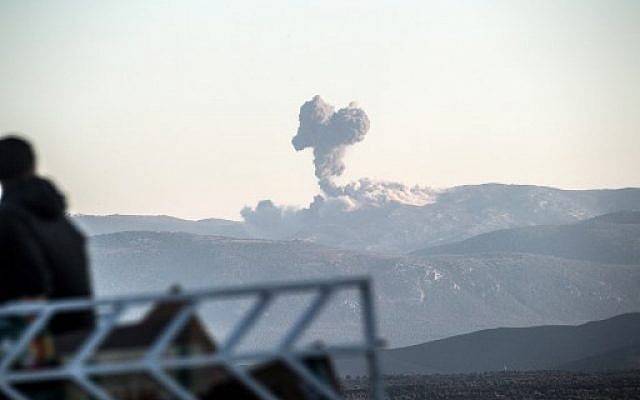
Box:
(344, 370, 640, 400)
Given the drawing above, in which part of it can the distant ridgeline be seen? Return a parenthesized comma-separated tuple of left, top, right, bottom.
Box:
(413, 210, 640, 265)
(337, 313, 640, 376)
(74, 184, 640, 253)
(86, 186, 640, 348)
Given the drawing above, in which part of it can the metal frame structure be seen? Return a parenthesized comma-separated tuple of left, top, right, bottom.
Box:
(0, 277, 384, 400)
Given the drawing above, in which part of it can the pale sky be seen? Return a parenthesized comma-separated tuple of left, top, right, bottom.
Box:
(1, 0, 639, 219)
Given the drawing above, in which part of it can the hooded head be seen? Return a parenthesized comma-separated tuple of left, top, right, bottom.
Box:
(0, 136, 66, 220)
(0, 136, 36, 183)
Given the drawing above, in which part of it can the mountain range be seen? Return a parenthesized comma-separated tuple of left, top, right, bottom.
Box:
(80, 184, 640, 349)
(74, 214, 248, 238)
(414, 210, 640, 265)
(88, 217, 640, 347)
(76, 183, 640, 253)
(338, 313, 640, 376)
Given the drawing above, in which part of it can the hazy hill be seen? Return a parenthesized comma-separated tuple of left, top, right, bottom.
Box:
(413, 211, 640, 265)
(557, 344, 640, 372)
(73, 214, 249, 238)
(89, 231, 640, 347)
(339, 313, 640, 376)
(584, 210, 640, 225)
(77, 185, 640, 253)
(285, 184, 640, 253)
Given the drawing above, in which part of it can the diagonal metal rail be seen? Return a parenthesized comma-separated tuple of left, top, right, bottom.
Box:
(0, 276, 385, 400)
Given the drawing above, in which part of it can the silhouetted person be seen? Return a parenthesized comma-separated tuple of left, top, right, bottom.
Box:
(0, 136, 94, 334)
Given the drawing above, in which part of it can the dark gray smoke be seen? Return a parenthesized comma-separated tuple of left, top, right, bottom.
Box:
(292, 95, 370, 187)
(242, 96, 435, 238)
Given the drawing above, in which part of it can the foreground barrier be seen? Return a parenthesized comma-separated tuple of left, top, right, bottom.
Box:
(0, 277, 384, 400)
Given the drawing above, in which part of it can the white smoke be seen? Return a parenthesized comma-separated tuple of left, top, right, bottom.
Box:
(240, 200, 304, 238)
(242, 95, 436, 236)
(320, 178, 435, 209)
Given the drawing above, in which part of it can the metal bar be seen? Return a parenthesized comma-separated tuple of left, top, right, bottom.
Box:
(278, 289, 330, 349)
(0, 344, 364, 376)
(0, 277, 384, 399)
(70, 303, 123, 366)
(4, 370, 71, 383)
(147, 366, 198, 400)
(146, 302, 196, 359)
(0, 382, 29, 400)
(73, 376, 115, 400)
(145, 300, 199, 400)
(360, 280, 385, 400)
(0, 276, 367, 317)
(281, 355, 343, 400)
(0, 309, 53, 372)
(222, 292, 271, 352)
(159, 345, 370, 371)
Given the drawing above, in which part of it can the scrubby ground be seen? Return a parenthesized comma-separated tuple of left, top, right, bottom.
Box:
(343, 370, 640, 400)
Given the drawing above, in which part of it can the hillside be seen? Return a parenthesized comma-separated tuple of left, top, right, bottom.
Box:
(89, 231, 640, 347)
(78, 185, 640, 253)
(338, 313, 640, 376)
(557, 344, 640, 372)
(74, 214, 249, 238)
(345, 371, 640, 399)
(281, 184, 640, 253)
(413, 211, 640, 265)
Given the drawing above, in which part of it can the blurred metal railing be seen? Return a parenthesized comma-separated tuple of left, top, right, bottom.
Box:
(0, 277, 384, 400)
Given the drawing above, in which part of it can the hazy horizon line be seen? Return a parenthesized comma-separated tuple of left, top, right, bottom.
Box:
(68, 181, 640, 221)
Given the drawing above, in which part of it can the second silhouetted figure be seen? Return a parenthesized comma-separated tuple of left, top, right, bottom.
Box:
(0, 136, 94, 334)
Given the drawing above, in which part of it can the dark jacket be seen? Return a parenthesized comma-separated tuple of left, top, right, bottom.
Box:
(0, 177, 94, 334)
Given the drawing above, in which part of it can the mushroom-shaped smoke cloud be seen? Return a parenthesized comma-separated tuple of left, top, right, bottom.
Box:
(241, 95, 436, 238)
(292, 95, 370, 188)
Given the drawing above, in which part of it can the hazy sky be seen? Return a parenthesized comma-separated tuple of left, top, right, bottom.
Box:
(1, 0, 639, 219)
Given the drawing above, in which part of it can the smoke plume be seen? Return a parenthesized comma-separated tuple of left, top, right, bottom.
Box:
(242, 95, 435, 237)
(292, 95, 370, 187)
